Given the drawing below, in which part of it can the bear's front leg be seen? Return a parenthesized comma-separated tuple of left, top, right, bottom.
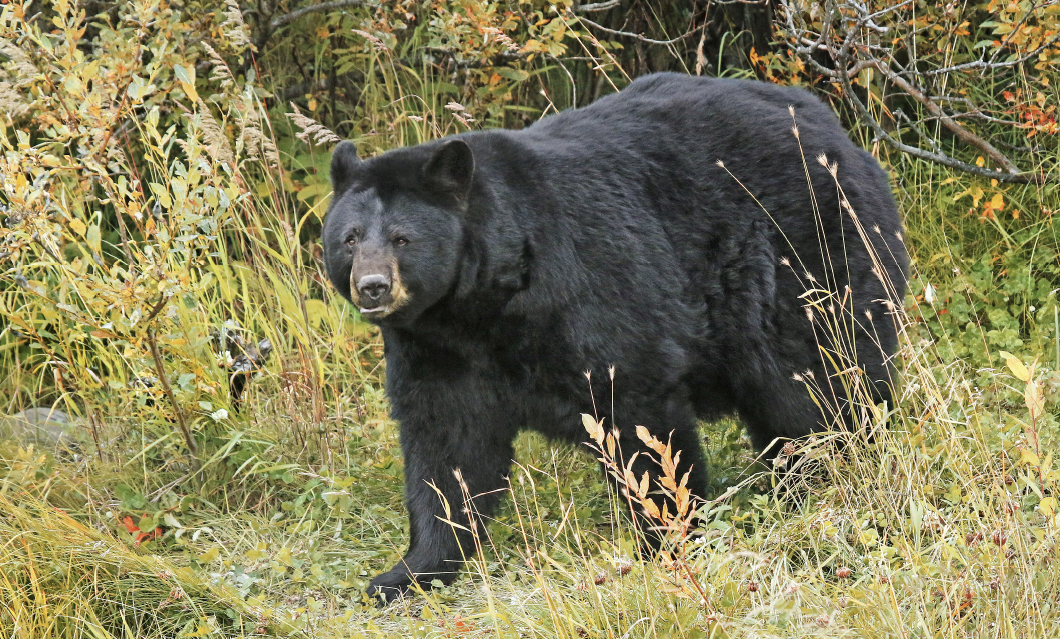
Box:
(367, 372, 518, 604)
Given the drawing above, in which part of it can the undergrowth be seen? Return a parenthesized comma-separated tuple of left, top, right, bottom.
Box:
(1, 0, 1060, 637)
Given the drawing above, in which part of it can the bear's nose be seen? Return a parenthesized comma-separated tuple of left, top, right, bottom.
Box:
(356, 274, 391, 301)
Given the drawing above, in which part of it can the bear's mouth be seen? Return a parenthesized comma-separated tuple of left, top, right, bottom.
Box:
(359, 305, 390, 318)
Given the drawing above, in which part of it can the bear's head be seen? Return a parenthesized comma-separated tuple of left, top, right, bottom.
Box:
(322, 139, 475, 326)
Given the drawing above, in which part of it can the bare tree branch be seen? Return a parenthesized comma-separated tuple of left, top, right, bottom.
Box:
(573, 13, 705, 46)
(270, 0, 367, 31)
(777, 0, 1048, 184)
(922, 32, 1060, 76)
(835, 62, 1038, 183)
(874, 64, 1021, 175)
(573, 0, 621, 12)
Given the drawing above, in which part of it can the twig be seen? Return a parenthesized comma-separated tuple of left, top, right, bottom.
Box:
(921, 32, 1060, 76)
(147, 471, 194, 502)
(835, 57, 1039, 183)
(573, 14, 705, 46)
(875, 63, 1022, 175)
(89, 409, 104, 463)
(147, 329, 199, 461)
(143, 294, 170, 325)
(269, 0, 366, 30)
(573, 0, 620, 12)
(779, 0, 1045, 183)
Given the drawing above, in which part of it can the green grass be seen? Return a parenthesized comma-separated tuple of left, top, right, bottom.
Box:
(3, 3, 1060, 635)
(3, 150, 1060, 636)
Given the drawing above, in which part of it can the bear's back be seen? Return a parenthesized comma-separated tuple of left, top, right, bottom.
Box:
(520, 73, 845, 155)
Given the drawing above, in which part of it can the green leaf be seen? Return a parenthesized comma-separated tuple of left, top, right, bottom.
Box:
(495, 67, 530, 82)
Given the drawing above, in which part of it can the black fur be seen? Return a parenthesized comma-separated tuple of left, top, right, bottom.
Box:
(321, 73, 909, 603)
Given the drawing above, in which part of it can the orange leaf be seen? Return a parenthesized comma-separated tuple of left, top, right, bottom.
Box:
(453, 614, 474, 633)
(134, 528, 161, 546)
(121, 515, 139, 534)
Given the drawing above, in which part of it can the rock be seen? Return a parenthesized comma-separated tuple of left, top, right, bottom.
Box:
(1, 407, 83, 450)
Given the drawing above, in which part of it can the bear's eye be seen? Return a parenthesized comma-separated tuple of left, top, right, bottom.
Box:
(345, 235, 358, 247)
(394, 237, 409, 247)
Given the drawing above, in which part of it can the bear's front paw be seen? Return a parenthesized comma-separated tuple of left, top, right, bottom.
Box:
(366, 568, 417, 606)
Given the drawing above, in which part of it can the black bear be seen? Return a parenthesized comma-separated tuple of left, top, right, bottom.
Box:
(322, 73, 908, 603)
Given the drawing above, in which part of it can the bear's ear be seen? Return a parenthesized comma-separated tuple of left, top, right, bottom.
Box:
(423, 139, 475, 204)
(330, 141, 362, 194)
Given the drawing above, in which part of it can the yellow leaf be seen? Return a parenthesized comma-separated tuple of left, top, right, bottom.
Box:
(69, 218, 86, 236)
(1026, 379, 1044, 420)
(676, 486, 689, 514)
(999, 351, 1030, 382)
(1040, 497, 1056, 517)
(308, 98, 318, 112)
(1021, 448, 1040, 467)
(305, 299, 329, 330)
(196, 546, 220, 563)
(174, 64, 198, 102)
(179, 80, 199, 103)
(972, 187, 984, 206)
(581, 413, 604, 444)
(624, 468, 638, 490)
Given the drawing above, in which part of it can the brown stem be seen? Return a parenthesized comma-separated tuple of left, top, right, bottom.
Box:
(147, 329, 199, 461)
(97, 179, 137, 275)
(143, 294, 170, 325)
(679, 558, 718, 615)
(89, 408, 105, 463)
